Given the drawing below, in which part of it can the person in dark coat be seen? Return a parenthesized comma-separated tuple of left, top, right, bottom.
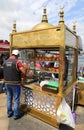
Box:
(3, 50, 26, 120)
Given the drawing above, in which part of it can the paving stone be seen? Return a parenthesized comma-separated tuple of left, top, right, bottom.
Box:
(0, 93, 84, 130)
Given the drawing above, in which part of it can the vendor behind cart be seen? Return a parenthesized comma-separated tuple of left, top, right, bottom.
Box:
(3, 49, 27, 120)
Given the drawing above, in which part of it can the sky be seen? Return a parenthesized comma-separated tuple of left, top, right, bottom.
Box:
(0, 0, 84, 49)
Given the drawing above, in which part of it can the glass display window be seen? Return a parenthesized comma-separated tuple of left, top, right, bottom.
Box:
(19, 48, 60, 93)
(64, 47, 75, 87)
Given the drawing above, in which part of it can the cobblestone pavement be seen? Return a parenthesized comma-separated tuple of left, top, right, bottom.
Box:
(0, 93, 84, 130)
(75, 105, 84, 130)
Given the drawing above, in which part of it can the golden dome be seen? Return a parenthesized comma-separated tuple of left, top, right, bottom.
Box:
(32, 7, 53, 30)
(32, 22, 53, 30)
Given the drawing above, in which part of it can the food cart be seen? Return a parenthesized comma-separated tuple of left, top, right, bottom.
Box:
(10, 8, 79, 128)
(0, 40, 10, 93)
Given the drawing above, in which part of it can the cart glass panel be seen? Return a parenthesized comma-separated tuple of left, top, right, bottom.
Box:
(63, 47, 75, 87)
(19, 48, 60, 93)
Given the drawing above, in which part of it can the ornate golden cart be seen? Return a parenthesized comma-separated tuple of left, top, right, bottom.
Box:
(10, 7, 79, 128)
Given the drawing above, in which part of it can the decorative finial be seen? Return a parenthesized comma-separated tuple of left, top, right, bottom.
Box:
(12, 20, 17, 33)
(41, 7, 48, 23)
(72, 22, 76, 34)
(59, 6, 64, 24)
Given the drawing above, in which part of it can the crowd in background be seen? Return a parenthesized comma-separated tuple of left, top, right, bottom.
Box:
(77, 66, 84, 77)
(0, 53, 9, 67)
(0, 53, 9, 79)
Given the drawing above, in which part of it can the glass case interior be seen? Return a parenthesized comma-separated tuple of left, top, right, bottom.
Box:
(19, 48, 60, 93)
(18, 47, 75, 92)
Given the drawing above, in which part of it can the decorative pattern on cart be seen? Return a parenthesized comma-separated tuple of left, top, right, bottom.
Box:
(65, 88, 73, 106)
(23, 87, 57, 117)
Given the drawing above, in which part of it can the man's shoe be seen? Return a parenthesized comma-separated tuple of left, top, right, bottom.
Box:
(8, 113, 13, 118)
(14, 112, 24, 120)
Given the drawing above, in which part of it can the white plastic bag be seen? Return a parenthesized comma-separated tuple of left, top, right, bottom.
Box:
(57, 98, 75, 129)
